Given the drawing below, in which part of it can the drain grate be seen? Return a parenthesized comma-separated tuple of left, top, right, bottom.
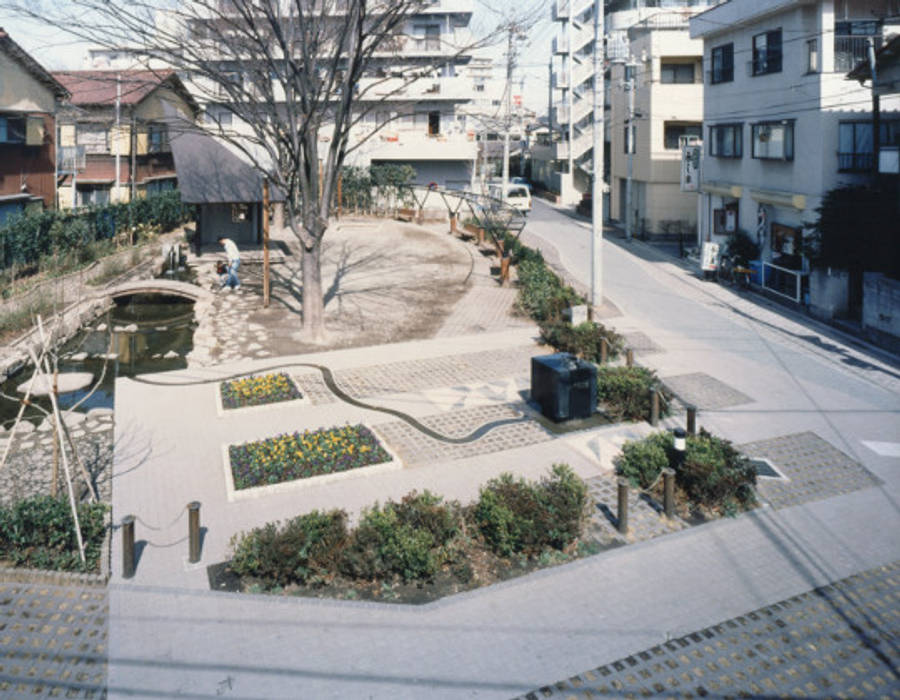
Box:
(748, 457, 786, 480)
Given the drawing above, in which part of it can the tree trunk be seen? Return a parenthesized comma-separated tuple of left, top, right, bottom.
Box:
(302, 243, 326, 341)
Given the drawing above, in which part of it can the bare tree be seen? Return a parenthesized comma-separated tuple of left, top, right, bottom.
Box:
(6, 0, 497, 340)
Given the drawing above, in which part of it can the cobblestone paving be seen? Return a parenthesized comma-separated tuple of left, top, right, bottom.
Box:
(740, 431, 883, 510)
(0, 582, 107, 698)
(584, 476, 686, 547)
(0, 411, 114, 509)
(661, 372, 754, 410)
(293, 345, 537, 405)
(518, 560, 900, 699)
(622, 331, 664, 356)
(374, 403, 550, 464)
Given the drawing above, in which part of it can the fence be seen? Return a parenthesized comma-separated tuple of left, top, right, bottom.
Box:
(762, 262, 805, 304)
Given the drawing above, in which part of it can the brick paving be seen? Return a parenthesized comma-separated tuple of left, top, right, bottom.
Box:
(740, 431, 884, 510)
(584, 475, 687, 547)
(374, 403, 551, 464)
(0, 581, 107, 698)
(293, 345, 537, 405)
(518, 560, 900, 699)
(662, 372, 754, 410)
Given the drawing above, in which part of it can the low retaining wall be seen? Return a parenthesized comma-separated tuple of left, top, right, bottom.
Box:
(863, 272, 900, 353)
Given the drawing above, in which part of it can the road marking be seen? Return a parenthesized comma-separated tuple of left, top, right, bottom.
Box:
(861, 440, 900, 457)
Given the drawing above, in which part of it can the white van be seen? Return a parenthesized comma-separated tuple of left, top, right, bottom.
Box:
(488, 183, 532, 214)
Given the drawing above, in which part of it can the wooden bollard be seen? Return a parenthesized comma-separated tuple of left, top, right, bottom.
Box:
(500, 257, 511, 285)
(600, 337, 608, 365)
(687, 406, 697, 435)
(450, 213, 457, 234)
(663, 468, 675, 518)
(617, 479, 629, 534)
(477, 227, 485, 245)
(626, 348, 634, 367)
(650, 389, 660, 426)
(122, 515, 135, 579)
(188, 501, 201, 564)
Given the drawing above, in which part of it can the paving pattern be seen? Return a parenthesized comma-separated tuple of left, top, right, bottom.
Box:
(0, 410, 114, 508)
(740, 431, 883, 510)
(293, 345, 537, 405)
(584, 475, 686, 547)
(622, 331, 664, 356)
(661, 372, 754, 410)
(0, 581, 107, 698)
(374, 403, 551, 465)
(518, 560, 900, 699)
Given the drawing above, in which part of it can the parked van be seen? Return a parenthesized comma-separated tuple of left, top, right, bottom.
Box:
(488, 183, 532, 214)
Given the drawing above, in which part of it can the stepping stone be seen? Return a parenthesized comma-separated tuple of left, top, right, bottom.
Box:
(14, 421, 35, 433)
(96, 323, 107, 332)
(67, 352, 88, 361)
(87, 407, 114, 419)
(163, 350, 179, 359)
(17, 372, 94, 396)
(64, 412, 87, 427)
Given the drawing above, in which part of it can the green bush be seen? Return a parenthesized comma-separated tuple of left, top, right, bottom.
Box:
(341, 491, 461, 582)
(0, 496, 108, 572)
(724, 229, 760, 266)
(679, 429, 757, 510)
(229, 510, 348, 587)
(515, 258, 581, 322)
(539, 319, 623, 362)
(474, 464, 588, 557)
(616, 431, 673, 489)
(597, 366, 670, 422)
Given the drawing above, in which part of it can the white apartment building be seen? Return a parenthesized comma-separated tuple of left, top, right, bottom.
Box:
(691, 0, 900, 312)
(608, 9, 704, 237)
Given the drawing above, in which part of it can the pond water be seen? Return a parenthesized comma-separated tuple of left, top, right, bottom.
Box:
(0, 293, 196, 430)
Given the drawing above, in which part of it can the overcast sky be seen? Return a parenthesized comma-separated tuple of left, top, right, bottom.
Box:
(1, 1, 556, 114)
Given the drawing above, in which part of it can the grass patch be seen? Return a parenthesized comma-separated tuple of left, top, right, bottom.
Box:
(228, 424, 391, 490)
(221, 372, 303, 410)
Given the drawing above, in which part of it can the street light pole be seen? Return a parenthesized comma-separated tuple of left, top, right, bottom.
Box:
(625, 57, 636, 241)
(591, 0, 604, 310)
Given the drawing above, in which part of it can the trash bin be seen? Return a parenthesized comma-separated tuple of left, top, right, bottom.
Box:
(530, 353, 597, 422)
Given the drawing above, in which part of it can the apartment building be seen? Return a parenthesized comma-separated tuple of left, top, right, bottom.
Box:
(52, 70, 199, 208)
(608, 9, 704, 237)
(0, 28, 69, 223)
(690, 0, 900, 313)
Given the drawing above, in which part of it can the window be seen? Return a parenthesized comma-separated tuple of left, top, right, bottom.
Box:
(0, 116, 26, 144)
(835, 21, 882, 72)
(146, 178, 175, 195)
(218, 71, 242, 97)
(752, 29, 782, 76)
(752, 121, 793, 160)
(838, 120, 900, 171)
(664, 122, 701, 150)
(709, 124, 742, 158)
(77, 124, 109, 154)
(204, 108, 232, 127)
(231, 204, 248, 223)
(428, 111, 440, 135)
(710, 43, 733, 84)
(661, 62, 695, 84)
(713, 204, 738, 234)
(77, 186, 110, 206)
(147, 124, 169, 153)
(806, 38, 818, 73)
(414, 24, 440, 51)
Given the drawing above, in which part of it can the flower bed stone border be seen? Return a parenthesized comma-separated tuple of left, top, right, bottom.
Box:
(221, 423, 402, 502)
(215, 372, 308, 417)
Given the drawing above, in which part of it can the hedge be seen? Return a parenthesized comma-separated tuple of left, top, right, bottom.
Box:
(0, 190, 192, 272)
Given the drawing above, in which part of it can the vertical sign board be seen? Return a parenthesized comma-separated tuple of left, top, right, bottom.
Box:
(681, 143, 701, 192)
(701, 241, 720, 272)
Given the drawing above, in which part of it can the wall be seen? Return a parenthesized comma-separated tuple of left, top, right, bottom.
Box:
(809, 266, 849, 320)
(0, 52, 56, 113)
(198, 203, 259, 247)
(0, 113, 57, 208)
(862, 272, 900, 352)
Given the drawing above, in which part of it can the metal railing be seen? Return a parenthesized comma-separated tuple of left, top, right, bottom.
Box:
(834, 35, 879, 73)
(762, 262, 804, 303)
(837, 152, 874, 172)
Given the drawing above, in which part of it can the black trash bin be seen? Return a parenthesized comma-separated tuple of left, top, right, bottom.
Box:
(530, 353, 597, 422)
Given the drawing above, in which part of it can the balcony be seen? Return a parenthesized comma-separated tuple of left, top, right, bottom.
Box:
(834, 35, 880, 73)
(837, 152, 874, 172)
(357, 76, 474, 101)
(553, 0, 569, 22)
(364, 130, 477, 162)
(552, 36, 569, 55)
(57, 145, 86, 174)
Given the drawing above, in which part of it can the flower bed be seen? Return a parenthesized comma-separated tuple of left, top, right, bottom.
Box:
(220, 372, 302, 410)
(229, 424, 391, 490)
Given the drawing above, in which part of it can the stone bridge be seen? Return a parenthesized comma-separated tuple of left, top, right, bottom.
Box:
(106, 279, 213, 304)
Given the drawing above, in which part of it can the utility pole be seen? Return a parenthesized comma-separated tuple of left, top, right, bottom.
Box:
(503, 26, 514, 196)
(868, 37, 880, 175)
(114, 73, 121, 203)
(591, 0, 604, 310)
(625, 57, 636, 241)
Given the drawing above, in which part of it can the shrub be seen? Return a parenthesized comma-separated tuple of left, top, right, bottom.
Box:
(616, 431, 674, 489)
(515, 258, 581, 322)
(229, 510, 348, 587)
(0, 496, 108, 572)
(474, 464, 588, 557)
(597, 366, 670, 422)
(539, 319, 623, 362)
(341, 491, 461, 582)
(679, 429, 756, 510)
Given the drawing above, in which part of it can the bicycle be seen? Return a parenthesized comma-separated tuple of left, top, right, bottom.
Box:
(716, 254, 752, 289)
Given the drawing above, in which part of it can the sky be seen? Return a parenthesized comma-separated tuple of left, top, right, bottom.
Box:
(0, 1, 556, 114)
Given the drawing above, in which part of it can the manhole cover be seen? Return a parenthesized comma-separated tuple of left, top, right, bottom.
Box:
(748, 457, 786, 479)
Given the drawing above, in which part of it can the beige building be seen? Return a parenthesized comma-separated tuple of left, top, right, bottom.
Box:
(609, 10, 704, 238)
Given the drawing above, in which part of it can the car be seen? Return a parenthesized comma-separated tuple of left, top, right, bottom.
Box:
(488, 183, 532, 214)
(510, 176, 532, 193)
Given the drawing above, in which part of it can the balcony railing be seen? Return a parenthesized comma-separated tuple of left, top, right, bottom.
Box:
(837, 152, 874, 172)
(834, 35, 880, 73)
(57, 145, 86, 173)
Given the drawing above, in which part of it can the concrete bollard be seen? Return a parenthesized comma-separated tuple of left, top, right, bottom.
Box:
(626, 348, 634, 367)
(687, 406, 697, 435)
(188, 501, 201, 564)
(122, 515, 135, 579)
(650, 390, 660, 426)
(600, 337, 608, 365)
(663, 468, 675, 519)
(617, 478, 629, 534)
